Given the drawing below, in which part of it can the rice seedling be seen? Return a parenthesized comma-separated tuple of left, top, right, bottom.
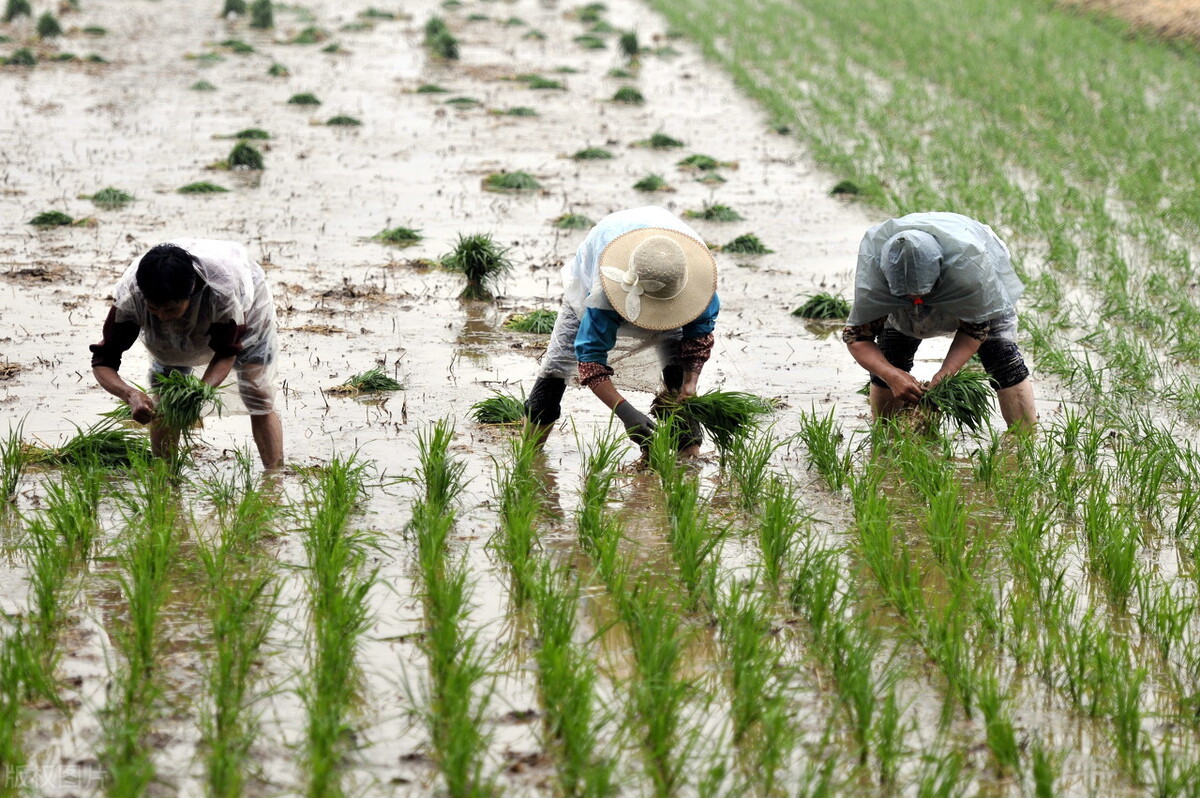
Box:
(608, 67, 633, 78)
(523, 28, 546, 40)
(441, 232, 512, 301)
(445, 96, 480, 108)
(372, 225, 421, 246)
(84, 27, 108, 37)
(829, 179, 861, 197)
(619, 30, 639, 61)
(552, 213, 595, 231)
(633, 173, 673, 192)
(249, 0, 273, 28)
(470, 391, 524, 425)
(267, 62, 289, 76)
(219, 38, 255, 54)
(360, 7, 395, 19)
(0, 631, 30, 781)
(521, 74, 564, 90)
(191, 80, 218, 92)
(327, 367, 403, 395)
(36, 12, 61, 38)
(416, 83, 448, 93)
(221, 0, 246, 15)
(28, 211, 73, 227)
(321, 43, 343, 54)
(676, 154, 732, 172)
(574, 34, 605, 49)
(725, 425, 785, 512)
(683, 203, 742, 222)
(2, 422, 24, 502)
(722, 234, 773, 254)
(796, 406, 851, 491)
(492, 106, 538, 116)
(22, 514, 71, 697)
(483, 170, 542, 191)
(576, 428, 626, 555)
(611, 85, 644, 104)
(87, 187, 134, 209)
(663, 476, 723, 609)
(178, 181, 230, 194)
(3, 0, 30, 21)
(572, 147, 613, 160)
(424, 16, 459, 59)
(50, 52, 79, 62)
(46, 419, 151, 469)
(503, 309, 557, 334)
(227, 141, 264, 169)
(153, 371, 222, 442)
(637, 132, 684, 148)
(918, 370, 993, 434)
(756, 475, 808, 588)
(792, 292, 851, 320)
(490, 428, 543, 605)
(3, 47, 36, 66)
(287, 92, 321, 106)
(503, 16, 525, 26)
(654, 390, 773, 454)
(326, 115, 361, 126)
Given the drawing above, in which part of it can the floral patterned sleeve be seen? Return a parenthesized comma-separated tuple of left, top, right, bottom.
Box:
(841, 318, 886, 345)
(958, 320, 991, 342)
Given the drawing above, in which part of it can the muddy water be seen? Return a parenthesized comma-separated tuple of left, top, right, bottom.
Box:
(0, 0, 1068, 794)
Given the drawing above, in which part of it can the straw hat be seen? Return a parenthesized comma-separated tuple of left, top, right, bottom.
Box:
(598, 227, 717, 330)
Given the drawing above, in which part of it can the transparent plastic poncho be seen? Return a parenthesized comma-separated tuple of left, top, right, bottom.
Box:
(538, 206, 703, 392)
(112, 238, 278, 413)
(846, 212, 1024, 339)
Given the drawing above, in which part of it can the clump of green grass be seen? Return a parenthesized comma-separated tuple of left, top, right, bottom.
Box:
(287, 92, 321, 106)
(635, 132, 684, 148)
(2, 422, 24, 501)
(611, 85, 644, 104)
(154, 372, 222, 441)
(227, 142, 264, 170)
(574, 34, 605, 49)
(504, 309, 557, 334)
(696, 173, 726, 186)
(85, 53, 108, 64)
(179, 181, 230, 194)
(4, 48, 36, 66)
(321, 42, 342, 54)
(522, 75, 563, 90)
(230, 128, 270, 140)
(221, 0, 246, 15)
(248, 0, 272, 28)
(191, 80, 218, 92)
(219, 39, 255, 54)
(445, 96, 479, 108)
(574, 3, 606, 23)
(441, 233, 512, 301)
(503, 16, 525, 26)
(792, 293, 851, 320)
(633, 173, 672, 192)
(654, 390, 774, 452)
(326, 115, 361, 126)
(572, 147, 612, 160)
(83, 26, 107, 35)
(918, 370, 994, 433)
(553, 213, 594, 230)
(267, 62, 289, 77)
(4, 0, 31, 21)
(36, 12, 62, 38)
(619, 30, 638, 61)
(684, 203, 742, 221)
(491, 106, 538, 117)
(483, 170, 541, 191)
(677, 153, 734, 171)
(416, 83, 448, 93)
(522, 28, 545, 41)
(425, 16, 459, 59)
(723, 234, 773, 254)
(87, 188, 134, 209)
(45, 420, 151, 469)
(361, 8, 395, 19)
(471, 391, 524, 425)
(830, 179, 861, 197)
(29, 211, 74, 227)
(373, 226, 421, 246)
(589, 20, 615, 33)
(291, 26, 329, 44)
(327, 368, 403, 395)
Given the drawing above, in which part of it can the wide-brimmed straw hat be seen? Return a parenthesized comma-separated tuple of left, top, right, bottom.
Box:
(598, 227, 717, 330)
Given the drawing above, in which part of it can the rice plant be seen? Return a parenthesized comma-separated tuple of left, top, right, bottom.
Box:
(503, 309, 557, 334)
(88, 187, 134, 209)
(249, 0, 273, 29)
(722, 234, 773, 254)
(44, 419, 151, 469)
(633, 173, 672, 192)
(676, 154, 733, 171)
(153, 371, 222, 442)
(291, 27, 329, 44)
(520, 74, 564, 90)
(636, 132, 684, 148)
(2, 422, 24, 502)
(653, 390, 774, 453)
(483, 170, 542, 191)
(553, 212, 595, 230)
(470, 391, 524, 425)
(424, 16, 459, 59)
(492, 106, 538, 117)
(445, 96, 480, 108)
(192, 80, 218, 92)
(572, 147, 613, 160)
(326, 115, 361, 126)
(440, 233, 512, 301)
(4, 48, 37, 66)
(829, 179, 861, 197)
(756, 475, 808, 588)
(612, 86, 644, 104)
(227, 141, 264, 169)
(36, 12, 61, 38)
(287, 92, 321, 106)
(267, 62, 289, 76)
(372, 226, 421, 246)
(178, 181, 230, 194)
(792, 293, 851, 320)
(725, 427, 785, 512)
(3, 0, 31, 21)
(219, 39, 255, 54)
(619, 30, 639, 61)
(221, 0, 246, 15)
(574, 34, 605, 49)
(29, 211, 74, 227)
(416, 83, 449, 93)
(919, 370, 993, 433)
(796, 406, 851, 491)
(491, 427, 543, 605)
(327, 367, 403, 395)
(683, 203, 742, 221)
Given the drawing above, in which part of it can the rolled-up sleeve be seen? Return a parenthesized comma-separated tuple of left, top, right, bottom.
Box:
(575, 307, 621, 386)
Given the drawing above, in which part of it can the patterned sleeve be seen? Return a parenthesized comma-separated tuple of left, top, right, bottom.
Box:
(841, 317, 886, 345)
(677, 334, 714, 374)
(958, 319, 991, 342)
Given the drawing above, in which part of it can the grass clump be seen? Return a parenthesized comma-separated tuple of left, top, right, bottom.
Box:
(611, 85, 644, 104)
(792, 293, 851, 320)
(416, 83, 448, 93)
(522, 28, 546, 40)
(684, 202, 742, 221)
(504, 309, 557, 334)
(483, 170, 541, 191)
(227, 142, 264, 170)
(636, 132, 684, 148)
(470, 391, 524, 425)
(492, 106, 538, 117)
(291, 26, 329, 44)
(830, 179, 861, 197)
(36, 12, 62, 38)
(178, 181, 229, 194)
(654, 390, 774, 452)
(373, 226, 421, 246)
(88, 188, 134, 209)
(287, 92, 321, 106)
(677, 153, 734, 171)
(326, 115, 361, 126)
(83, 26, 107, 35)
(267, 62, 289, 77)
(424, 16, 459, 59)
(572, 147, 613, 160)
(230, 128, 270, 140)
(440, 233, 512, 301)
(191, 80, 218, 91)
(445, 96, 479, 108)
(221, 0, 246, 15)
(723, 234, 773, 254)
(4, 47, 36, 66)
(3, 0, 31, 21)
(522, 75, 563, 90)
(41, 420, 151, 469)
(249, 0, 273, 28)
(361, 8, 395, 19)
(153, 372, 222, 441)
(553, 213, 595, 230)
(619, 30, 638, 61)
(219, 38, 255, 54)
(633, 173, 672, 192)
(29, 211, 73, 227)
(574, 34, 605, 49)
(918, 370, 994, 433)
(327, 368, 403, 395)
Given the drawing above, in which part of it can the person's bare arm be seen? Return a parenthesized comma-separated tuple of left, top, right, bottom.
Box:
(201, 354, 236, 387)
(93, 365, 156, 423)
(930, 330, 983, 386)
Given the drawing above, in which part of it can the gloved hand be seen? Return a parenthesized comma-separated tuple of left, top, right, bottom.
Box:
(615, 400, 656, 447)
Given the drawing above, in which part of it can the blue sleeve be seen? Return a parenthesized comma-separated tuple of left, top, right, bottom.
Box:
(574, 307, 622, 366)
(681, 294, 720, 338)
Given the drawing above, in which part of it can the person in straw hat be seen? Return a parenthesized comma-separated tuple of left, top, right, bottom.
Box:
(525, 206, 719, 454)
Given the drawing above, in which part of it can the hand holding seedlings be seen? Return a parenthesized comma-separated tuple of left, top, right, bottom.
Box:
(614, 400, 656, 447)
(126, 387, 157, 424)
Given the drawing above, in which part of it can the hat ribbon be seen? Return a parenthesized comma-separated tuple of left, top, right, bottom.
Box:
(601, 266, 664, 323)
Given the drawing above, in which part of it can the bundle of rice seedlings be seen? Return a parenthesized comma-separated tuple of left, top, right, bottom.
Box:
(696, 173, 726, 186)
(4, 48, 37, 66)
(589, 20, 615, 33)
(221, 0, 247, 16)
(321, 43, 343, 54)
(49, 420, 152, 469)
(792, 293, 851, 320)
(470, 391, 524, 425)
(229, 128, 271, 140)
(611, 86, 644, 104)
(483, 171, 541, 191)
(267, 63, 289, 77)
(503, 16, 525, 26)
(85, 54, 109, 64)
(327, 368, 403, 395)
(503, 309, 557, 334)
(684, 203, 742, 222)
(154, 372, 223, 439)
(361, 8, 395, 19)
(293, 26, 329, 44)
(287, 92, 321, 106)
(99, 403, 133, 420)
(227, 142, 264, 170)
(522, 29, 546, 41)
(178, 181, 230, 194)
(29, 211, 74, 227)
(416, 83, 448, 93)
(83, 26, 107, 36)
(4, 0, 32, 22)
(552, 213, 594, 230)
(653, 390, 774, 452)
(191, 80, 218, 92)
(633, 173, 672, 192)
(521, 75, 563, 90)
(918, 370, 993, 434)
(634, 132, 684, 149)
(830, 180, 861, 197)
(619, 30, 638, 61)
(574, 34, 605, 49)
(424, 16, 458, 59)
(677, 153, 736, 171)
(722, 234, 773, 254)
(574, 3, 605, 23)
(249, 0, 273, 29)
(373, 226, 422, 246)
(36, 12, 62, 38)
(219, 39, 255, 54)
(572, 147, 612, 160)
(88, 188, 134, 209)
(326, 115, 362, 126)
(440, 233, 512, 301)
(492, 106, 538, 117)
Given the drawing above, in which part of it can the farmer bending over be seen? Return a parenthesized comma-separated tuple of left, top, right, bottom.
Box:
(843, 212, 1036, 430)
(525, 206, 719, 454)
(90, 240, 284, 468)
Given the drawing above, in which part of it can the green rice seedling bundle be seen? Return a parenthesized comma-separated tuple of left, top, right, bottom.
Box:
(608, 67, 633, 78)
(360, 8, 395, 19)
(503, 308, 557, 334)
(416, 83, 448, 93)
(88, 187, 134, 209)
(445, 96, 479, 108)
(575, 3, 605, 23)
(553, 212, 594, 230)
(619, 30, 638, 60)
(470, 391, 524, 424)
(676, 154, 732, 171)
(221, 0, 246, 14)
(633, 173, 672, 192)
(503, 16, 525, 26)
(4, 48, 37, 66)
(574, 34, 605, 49)
(684, 202, 742, 221)
(611, 85, 644, 104)
(321, 42, 342, 54)
(723, 233, 773, 254)
(589, 20, 615, 33)
(572, 147, 613, 160)
(219, 39, 254, 54)
(3, 0, 31, 21)
(287, 92, 321, 106)
(227, 142, 263, 169)
(327, 367, 403, 394)
(635, 132, 683, 148)
(85, 54, 109, 64)
(726, 427, 786, 513)
(654, 389, 774, 452)
(424, 16, 458, 59)
(153, 371, 222, 439)
(918, 370, 993, 433)
(2, 422, 24, 501)
(249, 0, 273, 28)
(229, 128, 270, 139)
(191, 80, 217, 92)
(440, 232, 512, 300)
(178, 181, 229, 194)
(373, 226, 421, 245)
(492, 106, 537, 116)
(522, 75, 563, 90)
(796, 406, 851, 491)
(483, 170, 541, 191)
(829, 179, 861, 197)
(326, 115, 361, 126)
(267, 62, 288, 76)
(49, 419, 151, 469)
(792, 292, 851, 320)
(523, 28, 546, 40)
(36, 12, 61, 38)
(29, 211, 74, 227)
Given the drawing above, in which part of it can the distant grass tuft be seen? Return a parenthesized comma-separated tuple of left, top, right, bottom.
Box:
(611, 86, 644, 104)
(89, 188, 134, 209)
(792, 293, 851, 320)
(326, 115, 362, 126)
(677, 154, 728, 171)
(572, 147, 613, 160)
(425, 16, 459, 59)
(291, 26, 329, 44)
(522, 29, 546, 41)
(83, 26, 107, 35)
(29, 211, 73, 227)
(191, 80, 218, 92)
(219, 39, 255, 54)
(830, 179, 861, 197)
(445, 96, 479, 108)
(249, 0, 273, 29)
(36, 12, 61, 38)
(493, 106, 538, 117)
(637, 132, 684, 148)
(441, 233, 512, 301)
(633, 173, 672, 192)
(619, 30, 638, 60)
(574, 34, 605, 49)
(4, 0, 32, 21)
(228, 142, 264, 170)
(327, 368, 403, 395)
(684, 203, 742, 221)
(470, 392, 524, 425)
(416, 83, 449, 93)
(267, 62, 289, 77)
(178, 182, 229, 194)
(723, 234, 773, 254)
(287, 92, 321, 106)
(231, 128, 270, 140)
(373, 226, 422, 246)
(4, 48, 36, 66)
(484, 171, 541, 191)
(523, 75, 564, 90)
(504, 309, 557, 334)
(553, 213, 595, 230)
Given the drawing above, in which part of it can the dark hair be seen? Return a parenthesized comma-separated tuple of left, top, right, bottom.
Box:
(136, 243, 198, 304)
